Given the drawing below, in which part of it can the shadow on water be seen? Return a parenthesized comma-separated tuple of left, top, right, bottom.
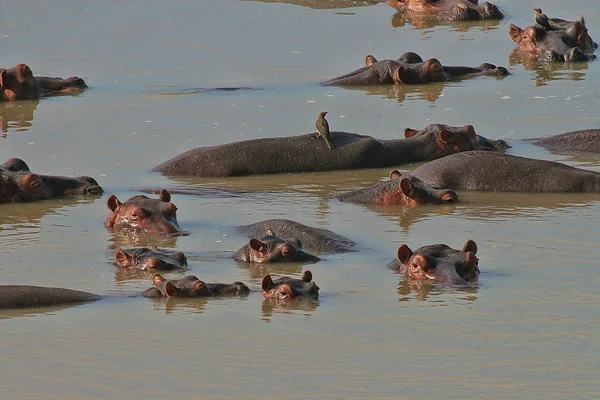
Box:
(508, 49, 590, 87)
(390, 11, 502, 32)
(0, 99, 39, 135)
(239, 0, 380, 10)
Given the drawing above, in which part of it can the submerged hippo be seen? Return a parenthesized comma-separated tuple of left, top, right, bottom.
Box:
(533, 129, 600, 154)
(336, 169, 457, 206)
(509, 16, 597, 63)
(237, 219, 355, 254)
(0, 285, 102, 309)
(410, 151, 600, 192)
(388, 240, 480, 284)
(104, 189, 188, 236)
(153, 124, 504, 177)
(0, 63, 87, 101)
(385, 0, 503, 21)
(0, 158, 102, 202)
(321, 52, 508, 87)
(234, 231, 320, 263)
(262, 270, 319, 300)
(142, 274, 250, 298)
(114, 244, 188, 271)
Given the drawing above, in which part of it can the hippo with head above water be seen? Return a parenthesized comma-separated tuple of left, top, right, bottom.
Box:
(234, 230, 320, 263)
(114, 244, 188, 271)
(385, 0, 503, 21)
(262, 270, 319, 301)
(0, 158, 102, 202)
(0, 63, 87, 101)
(533, 129, 600, 155)
(142, 274, 250, 298)
(388, 240, 480, 284)
(104, 189, 187, 236)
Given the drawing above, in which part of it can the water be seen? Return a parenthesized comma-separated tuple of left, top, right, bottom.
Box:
(1, 0, 599, 398)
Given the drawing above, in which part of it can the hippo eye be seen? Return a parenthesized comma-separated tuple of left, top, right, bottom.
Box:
(31, 181, 42, 188)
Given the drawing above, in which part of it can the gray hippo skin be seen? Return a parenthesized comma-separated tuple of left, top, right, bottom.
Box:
(388, 240, 479, 284)
(534, 130, 600, 154)
(0, 285, 101, 309)
(237, 219, 356, 254)
(410, 151, 600, 192)
(385, 0, 503, 21)
(336, 169, 457, 206)
(509, 17, 597, 62)
(262, 270, 319, 300)
(153, 124, 504, 177)
(142, 274, 250, 298)
(321, 52, 508, 87)
(233, 233, 320, 263)
(114, 244, 188, 271)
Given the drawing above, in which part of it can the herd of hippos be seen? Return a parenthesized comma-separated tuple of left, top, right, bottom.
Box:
(1, 1, 600, 309)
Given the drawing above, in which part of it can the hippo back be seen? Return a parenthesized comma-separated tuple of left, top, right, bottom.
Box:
(0, 285, 101, 309)
(534, 130, 600, 154)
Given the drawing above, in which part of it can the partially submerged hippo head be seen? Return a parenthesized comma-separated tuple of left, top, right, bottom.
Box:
(234, 230, 320, 263)
(104, 189, 187, 236)
(114, 244, 188, 271)
(0, 157, 103, 202)
(262, 270, 320, 300)
(390, 240, 480, 284)
(143, 274, 250, 298)
(404, 123, 481, 159)
(386, 0, 503, 21)
(0, 64, 41, 101)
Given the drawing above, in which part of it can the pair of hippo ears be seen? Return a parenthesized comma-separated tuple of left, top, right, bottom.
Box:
(262, 270, 313, 290)
(152, 274, 205, 297)
(106, 189, 172, 211)
(403, 126, 476, 142)
(396, 240, 478, 264)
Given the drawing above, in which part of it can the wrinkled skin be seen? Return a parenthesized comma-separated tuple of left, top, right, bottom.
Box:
(153, 123, 505, 177)
(262, 270, 319, 300)
(321, 52, 508, 86)
(114, 244, 187, 271)
(410, 151, 600, 192)
(386, 0, 503, 21)
(388, 240, 480, 284)
(237, 219, 355, 254)
(0, 158, 103, 203)
(533, 129, 600, 154)
(0, 285, 101, 309)
(0, 63, 87, 101)
(336, 169, 457, 206)
(509, 18, 597, 63)
(142, 274, 250, 298)
(104, 189, 187, 236)
(233, 232, 320, 263)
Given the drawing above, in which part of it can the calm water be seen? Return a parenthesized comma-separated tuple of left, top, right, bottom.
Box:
(1, 1, 599, 399)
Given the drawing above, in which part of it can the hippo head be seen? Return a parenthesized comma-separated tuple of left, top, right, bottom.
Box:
(147, 274, 250, 298)
(440, 1, 503, 21)
(114, 244, 188, 271)
(241, 231, 320, 263)
(395, 240, 480, 284)
(387, 170, 457, 206)
(0, 64, 41, 100)
(104, 189, 187, 236)
(404, 124, 479, 158)
(262, 270, 320, 301)
(394, 58, 446, 84)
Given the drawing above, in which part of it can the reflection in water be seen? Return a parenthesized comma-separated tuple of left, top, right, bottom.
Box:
(0, 99, 38, 134)
(146, 295, 249, 314)
(0, 302, 89, 320)
(261, 297, 319, 322)
(508, 49, 589, 87)
(396, 279, 478, 304)
(390, 11, 502, 31)
(363, 202, 456, 231)
(105, 229, 180, 250)
(237, 260, 315, 282)
(345, 81, 445, 104)
(240, 0, 379, 10)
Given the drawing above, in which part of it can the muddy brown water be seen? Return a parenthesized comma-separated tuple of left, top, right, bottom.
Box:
(1, 1, 599, 399)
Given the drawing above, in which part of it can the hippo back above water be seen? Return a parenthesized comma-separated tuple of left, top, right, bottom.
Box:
(533, 129, 600, 154)
(385, 0, 504, 21)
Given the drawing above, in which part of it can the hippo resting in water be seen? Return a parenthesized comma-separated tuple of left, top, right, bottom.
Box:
(509, 17, 597, 62)
(320, 52, 508, 87)
(533, 129, 600, 154)
(114, 244, 188, 271)
(0, 158, 102, 202)
(385, 0, 503, 21)
(142, 274, 250, 298)
(153, 124, 507, 177)
(234, 230, 321, 263)
(0, 63, 87, 101)
(410, 151, 600, 192)
(388, 240, 480, 284)
(262, 271, 319, 301)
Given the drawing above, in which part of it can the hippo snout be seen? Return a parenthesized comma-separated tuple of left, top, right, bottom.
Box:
(441, 190, 458, 204)
(85, 185, 104, 195)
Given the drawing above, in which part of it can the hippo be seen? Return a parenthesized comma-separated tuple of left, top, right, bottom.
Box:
(321, 52, 508, 86)
(385, 0, 503, 21)
(0, 285, 102, 309)
(388, 240, 480, 284)
(142, 274, 250, 298)
(104, 189, 188, 236)
(0, 158, 102, 202)
(509, 17, 597, 63)
(261, 270, 319, 300)
(233, 231, 320, 263)
(153, 124, 505, 177)
(0, 63, 87, 101)
(533, 129, 600, 155)
(237, 219, 355, 254)
(336, 169, 457, 206)
(410, 151, 600, 192)
(114, 244, 188, 271)
(242, 0, 381, 10)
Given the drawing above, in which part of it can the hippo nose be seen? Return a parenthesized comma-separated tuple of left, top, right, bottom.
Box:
(85, 185, 103, 195)
(441, 190, 458, 204)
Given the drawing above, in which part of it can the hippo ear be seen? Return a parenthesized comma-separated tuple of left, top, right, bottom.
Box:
(463, 240, 478, 254)
(365, 55, 377, 67)
(580, 17, 586, 27)
(397, 244, 413, 264)
(159, 189, 171, 203)
(147, 244, 159, 251)
(389, 170, 402, 180)
(106, 194, 122, 212)
(114, 248, 131, 267)
(393, 66, 404, 84)
(438, 129, 455, 144)
(404, 128, 419, 138)
(508, 24, 523, 43)
(164, 282, 176, 297)
(250, 238, 267, 252)
(465, 125, 476, 141)
(193, 280, 207, 293)
(262, 275, 274, 291)
(399, 178, 414, 197)
(302, 270, 313, 282)
(0, 70, 5, 88)
(152, 274, 166, 288)
(265, 227, 275, 236)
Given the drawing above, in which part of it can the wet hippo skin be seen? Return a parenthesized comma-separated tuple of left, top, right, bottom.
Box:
(0, 63, 87, 101)
(533, 129, 600, 154)
(385, 0, 503, 21)
(262, 270, 319, 300)
(114, 244, 188, 271)
(142, 274, 250, 298)
(0, 285, 101, 309)
(233, 232, 320, 263)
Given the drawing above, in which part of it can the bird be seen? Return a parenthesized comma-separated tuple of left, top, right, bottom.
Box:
(315, 111, 334, 150)
(534, 8, 554, 30)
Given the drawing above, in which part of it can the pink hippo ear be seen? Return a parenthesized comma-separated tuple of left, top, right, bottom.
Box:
(159, 189, 171, 203)
(404, 128, 419, 138)
(508, 24, 524, 43)
(399, 177, 414, 197)
(438, 129, 455, 145)
(152, 274, 166, 287)
(302, 270, 313, 282)
(397, 244, 413, 264)
(114, 248, 131, 267)
(393, 66, 404, 84)
(462, 240, 478, 254)
(365, 55, 377, 67)
(0, 70, 6, 88)
(106, 194, 122, 212)
(250, 238, 268, 253)
(389, 170, 402, 180)
(164, 282, 176, 297)
(261, 275, 274, 291)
